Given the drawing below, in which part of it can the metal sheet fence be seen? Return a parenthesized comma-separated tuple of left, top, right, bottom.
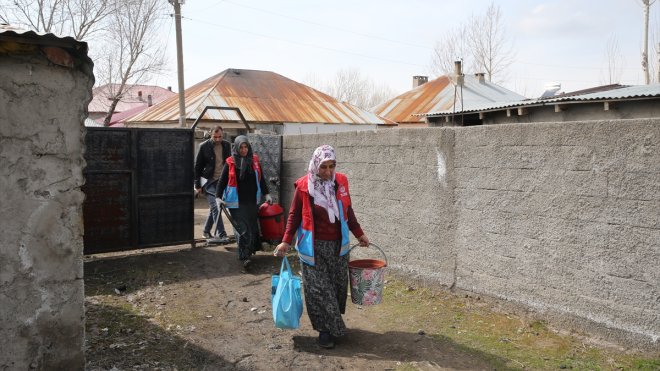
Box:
(83, 127, 194, 254)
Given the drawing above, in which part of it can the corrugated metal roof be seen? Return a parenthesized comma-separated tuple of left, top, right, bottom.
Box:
(0, 24, 91, 65)
(84, 117, 103, 127)
(88, 84, 176, 113)
(373, 74, 526, 123)
(126, 69, 393, 125)
(424, 83, 660, 116)
(542, 83, 660, 102)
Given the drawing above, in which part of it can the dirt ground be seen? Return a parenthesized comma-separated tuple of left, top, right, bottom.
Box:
(83, 199, 659, 371)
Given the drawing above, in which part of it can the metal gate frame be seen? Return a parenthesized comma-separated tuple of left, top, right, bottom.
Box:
(82, 127, 195, 254)
(189, 106, 282, 202)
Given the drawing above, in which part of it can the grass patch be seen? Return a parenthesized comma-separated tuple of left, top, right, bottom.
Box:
(380, 279, 659, 370)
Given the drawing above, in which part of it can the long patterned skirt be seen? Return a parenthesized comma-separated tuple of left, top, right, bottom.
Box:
(301, 239, 349, 338)
(228, 203, 260, 261)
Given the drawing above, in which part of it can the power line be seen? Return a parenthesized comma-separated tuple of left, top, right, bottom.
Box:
(515, 60, 641, 71)
(182, 16, 427, 68)
(186, 0, 433, 51)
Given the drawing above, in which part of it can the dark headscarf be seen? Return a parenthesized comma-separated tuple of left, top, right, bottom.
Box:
(232, 135, 253, 180)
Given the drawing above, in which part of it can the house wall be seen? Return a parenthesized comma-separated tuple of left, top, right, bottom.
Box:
(282, 123, 379, 135)
(0, 48, 93, 368)
(483, 100, 660, 125)
(280, 119, 660, 350)
(427, 99, 660, 126)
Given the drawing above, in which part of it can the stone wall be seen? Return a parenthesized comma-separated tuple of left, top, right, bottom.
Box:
(0, 36, 93, 369)
(280, 119, 660, 350)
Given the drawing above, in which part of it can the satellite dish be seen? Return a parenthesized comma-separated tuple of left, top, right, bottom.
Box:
(540, 82, 561, 98)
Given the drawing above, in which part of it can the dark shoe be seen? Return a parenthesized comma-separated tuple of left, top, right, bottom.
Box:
(242, 259, 251, 268)
(318, 331, 335, 349)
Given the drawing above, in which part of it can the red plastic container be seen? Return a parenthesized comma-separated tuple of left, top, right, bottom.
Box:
(258, 202, 285, 241)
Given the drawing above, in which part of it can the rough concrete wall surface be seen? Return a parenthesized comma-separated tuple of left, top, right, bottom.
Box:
(0, 53, 92, 369)
(281, 119, 659, 349)
(452, 119, 659, 348)
(282, 128, 457, 287)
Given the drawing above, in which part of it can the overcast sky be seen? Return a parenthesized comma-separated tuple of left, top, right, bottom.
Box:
(156, 0, 660, 99)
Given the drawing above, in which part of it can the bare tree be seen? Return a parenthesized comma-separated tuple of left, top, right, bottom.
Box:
(0, 0, 112, 40)
(1, 0, 64, 34)
(66, 0, 114, 40)
(364, 82, 397, 111)
(1, 0, 168, 126)
(429, 25, 473, 76)
(467, 3, 514, 83)
(429, 2, 514, 83)
(97, 0, 168, 126)
(602, 34, 623, 84)
(307, 68, 396, 111)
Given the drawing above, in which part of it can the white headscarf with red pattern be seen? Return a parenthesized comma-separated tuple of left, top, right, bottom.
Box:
(307, 145, 339, 222)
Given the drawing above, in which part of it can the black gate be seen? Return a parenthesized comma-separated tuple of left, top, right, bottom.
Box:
(82, 127, 194, 254)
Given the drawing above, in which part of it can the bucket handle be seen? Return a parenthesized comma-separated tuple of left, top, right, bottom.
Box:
(348, 243, 388, 267)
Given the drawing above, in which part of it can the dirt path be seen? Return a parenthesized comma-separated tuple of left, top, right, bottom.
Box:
(83, 200, 658, 370)
(84, 200, 498, 370)
(84, 243, 500, 371)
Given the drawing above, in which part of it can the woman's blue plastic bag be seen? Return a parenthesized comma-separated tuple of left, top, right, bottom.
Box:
(272, 256, 303, 329)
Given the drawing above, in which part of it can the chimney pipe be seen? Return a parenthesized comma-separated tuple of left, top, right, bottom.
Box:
(453, 60, 464, 86)
(167, 86, 172, 91)
(475, 72, 485, 83)
(138, 90, 143, 100)
(147, 94, 153, 107)
(412, 75, 428, 88)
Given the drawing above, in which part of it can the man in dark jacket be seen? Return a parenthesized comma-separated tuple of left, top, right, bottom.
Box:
(195, 126, 232, 240)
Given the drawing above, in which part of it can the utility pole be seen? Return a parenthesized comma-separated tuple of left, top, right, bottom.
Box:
(641, 0, 654, 84)
(657, 43, 660, 83)
(171, 0, 186, 127)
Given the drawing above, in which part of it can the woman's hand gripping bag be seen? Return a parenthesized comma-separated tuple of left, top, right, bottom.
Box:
(272, 256, 303, 329)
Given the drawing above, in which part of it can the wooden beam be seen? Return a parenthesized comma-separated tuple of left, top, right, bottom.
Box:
(506, 109, 512, 117)
(604, 101, 616, 111)
(554, 104, 566, 113)
(479, 112, 485, 120)
(517, 107, 528, 116)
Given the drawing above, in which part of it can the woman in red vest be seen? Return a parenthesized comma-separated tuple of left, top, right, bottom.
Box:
(216, 136, 272, 268)
(274, 145, 369, 349)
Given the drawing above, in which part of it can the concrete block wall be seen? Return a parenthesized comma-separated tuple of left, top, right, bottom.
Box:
(281, 119, 659, 349)
(452, 120, 659, 348)
(0, 49, 93, 368)
(282, 128, 457, 286)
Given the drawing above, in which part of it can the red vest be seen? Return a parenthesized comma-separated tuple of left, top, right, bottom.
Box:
(222, 155, 262, 208)
(294, 172, 351, 266)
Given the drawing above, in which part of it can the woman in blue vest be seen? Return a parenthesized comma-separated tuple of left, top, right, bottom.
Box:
(274, 145, 369, 349)
(216, 135, 272, 268)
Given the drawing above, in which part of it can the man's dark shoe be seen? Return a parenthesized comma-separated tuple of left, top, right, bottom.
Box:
(318, 331, 335, 349)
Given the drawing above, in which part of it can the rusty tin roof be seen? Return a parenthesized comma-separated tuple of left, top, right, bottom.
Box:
(126, 69, 393, 126)
(374, 74, 526, 124)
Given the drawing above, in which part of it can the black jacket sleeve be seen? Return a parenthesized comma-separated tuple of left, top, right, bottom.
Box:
(194, 141, 208, 189)
(259, 170, 270, 196)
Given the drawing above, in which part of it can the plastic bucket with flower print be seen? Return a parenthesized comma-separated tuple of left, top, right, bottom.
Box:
(348, 243, 387, 306)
